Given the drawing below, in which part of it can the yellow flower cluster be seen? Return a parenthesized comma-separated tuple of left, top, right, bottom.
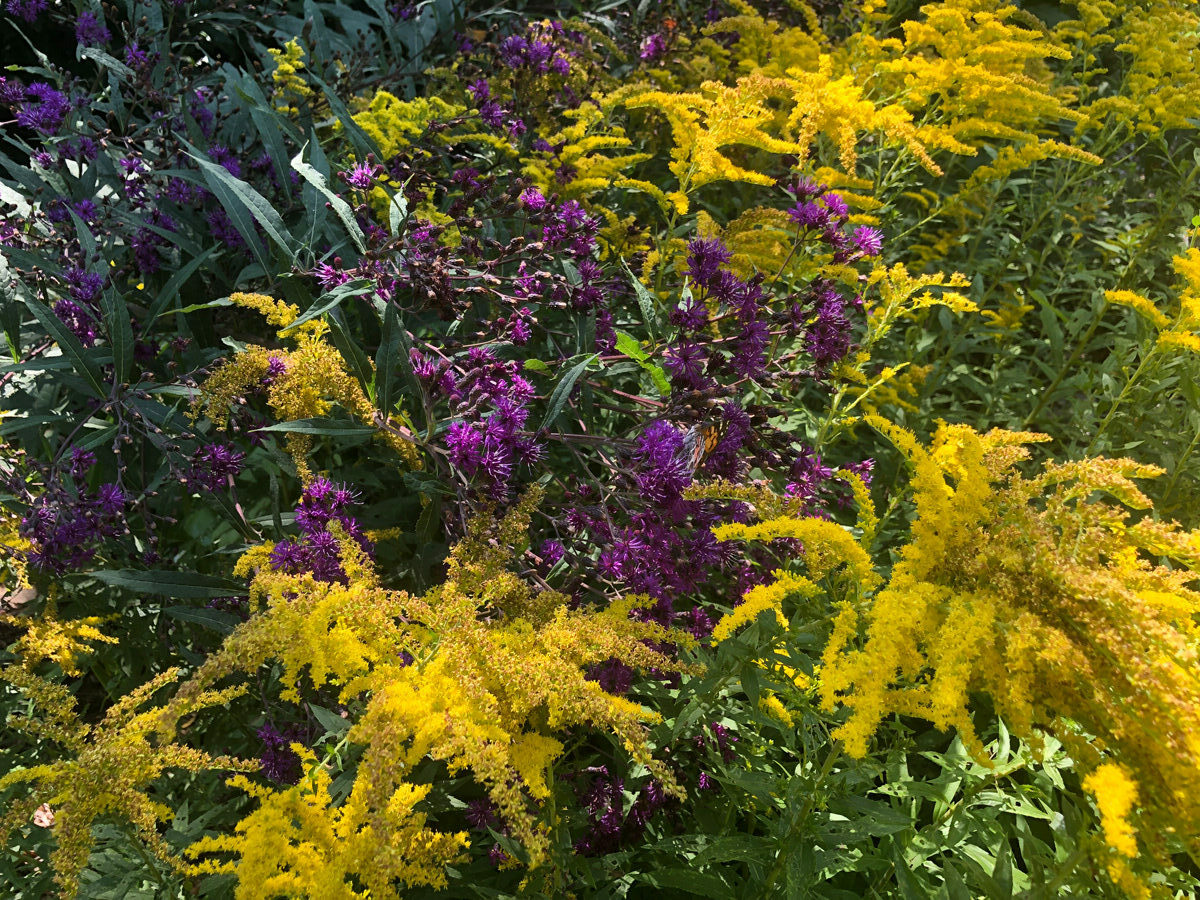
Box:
(708, 419, 1200, 890)
(1059, 0, 1200, 135)
(267, 39, 314, 115)
(174, 488, 690, 892)
(193, 292, 421, 479)
(1106, 249, 1200, 356)
(351, 92, 465, 161)
(189, 752, 469, 897)
(3, 606, 116, 676)
(0, 667, 252, 896)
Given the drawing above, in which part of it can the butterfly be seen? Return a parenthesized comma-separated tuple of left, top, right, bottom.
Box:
(681, 420, 724, 475)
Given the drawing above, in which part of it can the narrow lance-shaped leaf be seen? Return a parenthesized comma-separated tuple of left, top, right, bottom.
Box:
(290, 144, 367, 253)
(539, 353, 597, 432)
(22, 294, 106, 398)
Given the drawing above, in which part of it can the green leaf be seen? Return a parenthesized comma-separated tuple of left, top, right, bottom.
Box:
(256, 418, 375, 437)
(622, 258, 657, 339)
(162, 297, 234, 317)
(310, 703, 352, 735)
(80, 46, 135, 79)
(539, 354, 597, 432)
(376, 304, 401, 415)
(88, 570, 244, 598)
(326, 308, 376, 396)
(101, 289, 134, 384)
(291, 144, 367, 253)
(614, 331, 670, 395)
(280, 280, 373, 336)
(143, 247, 221, 329)
(640, 869, 734, 898)
(183, 140, 297, 268)
(161, 606, 241, 634)
(22, 294, 106, 398)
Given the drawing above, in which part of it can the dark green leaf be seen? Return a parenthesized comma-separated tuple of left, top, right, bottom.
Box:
(539, 354, 597, 432)
(88, 570, 244, 598)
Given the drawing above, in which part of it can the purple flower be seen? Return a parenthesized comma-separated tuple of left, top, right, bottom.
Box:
(697, 771, 715, 791)
(208, 146, 242, 179)
(821, 191, 849, 219)
(72, 199, 99, 223)
(633, 421, 691, 509)
(264, 355, 287, 384)
(124, 42, 151, 69)
(16, 83, 69, 134)
(269, 480, 373, 583)
(96, 484, 124, 516)
(467, 79, 490, 102)
(206, 208, 244, 250)
(446, 421, 484, 474)
(53, 300, 98, 345)
(805, 291, 852, 369)
(488, 844, 509, 867)
(466, 799, 498, 830)
(851, 225, 883, 257)
(189, 444, 246, 491)
(787, 201, 827, 229)
(69, 447, 96, 480)
(63, 267, 104, 304)
(499, 35, 531, 68)
(6, 0, 46, 22)
(685, 238, 731, 288)
(258, 723, 302, 785)
(518, 187, 547, 211)
(0, 77, 25, 106)
(479, 101, 505, 128)
(639, 33, 666, 61)
(590, 658, 634, 695)
(75, 11, 111, 45)
(341, 162, 375, 191)
(540, 539, 565, 564)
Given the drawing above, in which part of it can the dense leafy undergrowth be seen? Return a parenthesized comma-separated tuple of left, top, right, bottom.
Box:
(2, 0, 1200, 896)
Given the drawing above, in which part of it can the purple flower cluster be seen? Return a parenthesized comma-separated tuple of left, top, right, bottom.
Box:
(269, 478, 373, 583)
(571, 768, 672, 856)
(787, 180, 883, 262)
(257, 723, 302, 784)
(75, 11, 111, 46)
(497, 22, 575, 75)
(665, 237, 775, 387)
(639, 33, 667, 62)
(19, 449, 125, 574)
(5, 0, 46, 23)
(440, 348, 543, 491)
(187, 443, 246, 492)
(7, 82, 71, 135)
